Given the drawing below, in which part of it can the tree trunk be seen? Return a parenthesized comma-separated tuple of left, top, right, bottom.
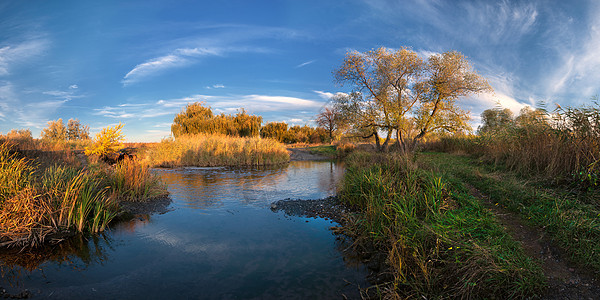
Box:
(374, 130, 381, 151)
(381, 129, 392, 152)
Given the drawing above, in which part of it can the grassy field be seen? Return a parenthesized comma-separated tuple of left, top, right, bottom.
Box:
(140, 134, 290, 167)
(339, 149, 600, 298)
(419, 152, 600, 277)
(338, 151, 545, 299)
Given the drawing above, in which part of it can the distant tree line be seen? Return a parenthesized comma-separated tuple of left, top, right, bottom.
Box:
(171, 103, 262, 138)
(260, 122, 329, 144)
(41, 118, 90, 142)
(172, 102, 331, 144)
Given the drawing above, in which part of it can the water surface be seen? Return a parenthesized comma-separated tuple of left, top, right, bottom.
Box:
(0, 161, 367, 299)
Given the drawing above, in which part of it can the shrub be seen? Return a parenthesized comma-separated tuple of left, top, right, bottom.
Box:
(85, 123, 125, 158)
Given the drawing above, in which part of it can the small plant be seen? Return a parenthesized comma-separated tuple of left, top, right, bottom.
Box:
(85, 123, 125, 158)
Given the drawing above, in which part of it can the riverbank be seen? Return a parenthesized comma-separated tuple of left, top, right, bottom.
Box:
(0, 143, 169, 248)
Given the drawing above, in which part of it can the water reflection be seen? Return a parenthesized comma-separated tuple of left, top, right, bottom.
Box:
(0, 160, 365, 299)
(156, 160, 345, 210)
(0, 234, 112, 287)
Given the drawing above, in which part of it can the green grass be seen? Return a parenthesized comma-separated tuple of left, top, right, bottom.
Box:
(307, 145, 337, 157)
(339, 151, 545, 298)
(419, 152, 600, 278)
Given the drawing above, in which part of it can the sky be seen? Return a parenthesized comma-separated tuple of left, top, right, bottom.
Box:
(1, 0, 599, 142)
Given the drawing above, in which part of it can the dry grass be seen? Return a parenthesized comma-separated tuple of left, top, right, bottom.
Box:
(0, 142, 167, 248)
(141, 134, 290, 167)
(428, 104, 600, 188)
(108, 158, 167, 202)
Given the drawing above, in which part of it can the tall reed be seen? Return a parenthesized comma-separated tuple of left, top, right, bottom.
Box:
(0, 144, 152, 247)
(142, 134, 290, 167)
(430, 103, 600, 187)
(339, 151, 544, 298)
(108, 158, 166, 201)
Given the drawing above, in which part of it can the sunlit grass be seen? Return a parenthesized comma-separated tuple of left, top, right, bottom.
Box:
(420, 152, 600, 279)
(339, 151, 544, 299)
(141, 134, 290, 167)
(0, 142, 167, 247)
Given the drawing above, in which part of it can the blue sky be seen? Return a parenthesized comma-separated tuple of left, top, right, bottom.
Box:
(1, 0, 599, 142)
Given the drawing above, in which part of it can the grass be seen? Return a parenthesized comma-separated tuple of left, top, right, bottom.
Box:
(307, 142, 356, 159)
(0, 142, 167, 248)
(339, 151, 545, 299)
(420, 152, 600, 277)
(141, 134, 290, 167)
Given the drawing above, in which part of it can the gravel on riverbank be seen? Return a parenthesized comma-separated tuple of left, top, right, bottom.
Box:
(118, 195, 173, 216)
(269, 196, 350, 225)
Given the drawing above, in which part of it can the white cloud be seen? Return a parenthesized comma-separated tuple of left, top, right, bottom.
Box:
(313, 90, 348, 100)
(122, 45, 272, 86)
(122, 54, 191, 86)
(295, 60, 315, 68)
(206, 84, 225, 89)
(95, 93, 324, 120)
(0, 39, 48, 76)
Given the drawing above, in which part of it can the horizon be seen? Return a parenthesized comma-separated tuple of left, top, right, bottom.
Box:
(1, 0, 599, 142)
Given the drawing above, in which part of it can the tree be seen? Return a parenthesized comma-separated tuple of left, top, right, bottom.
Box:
(479, 108, 513, 133)
(260, 122, 288, 142)
(85, 123, 125, 157)
(41, 119, 67, 142)
(171, 102, 262, 137)
(171, 102, 214, 137)
(316, 105, 343, 143)
(334, 47, 492, 151)
(66, 118, 90, 140)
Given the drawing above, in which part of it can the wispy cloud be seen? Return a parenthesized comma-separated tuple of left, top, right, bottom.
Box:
(313, 90, 348, 100)
(206, 84, 225, 89)
(295, 60, 315, 68)
(0, 38, 48, 76)
(94, 93, 324, 121)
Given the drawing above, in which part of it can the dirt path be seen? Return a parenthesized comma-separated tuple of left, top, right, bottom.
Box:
(464, 183, 600, 299)
(287, 147, 331, 161)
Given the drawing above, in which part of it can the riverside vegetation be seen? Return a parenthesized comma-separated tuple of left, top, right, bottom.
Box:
(0, 124, 166, 248)
(327, 48, 600, 298)
(335, 102, 600, 298)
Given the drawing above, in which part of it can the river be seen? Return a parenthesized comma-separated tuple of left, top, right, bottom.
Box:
(0, 161, 368, 299)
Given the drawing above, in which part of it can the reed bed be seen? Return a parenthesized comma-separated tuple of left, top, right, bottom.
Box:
(0, 142, 167, 248)
(339, 151, 544, 299)
(141, 134, 290, 167)
(429, 104, 600, 188)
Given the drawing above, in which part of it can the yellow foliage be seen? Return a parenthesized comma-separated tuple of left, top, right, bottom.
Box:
(84, 123, 125, 157)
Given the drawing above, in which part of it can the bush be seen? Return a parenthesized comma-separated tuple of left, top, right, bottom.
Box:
(85, 123, 125, 158)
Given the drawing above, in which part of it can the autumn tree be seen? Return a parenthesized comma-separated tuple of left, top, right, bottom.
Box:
(334, 47, 492, 151)
(316, 105, 344, 143)
(66, 118, 90, 140)
(260, 122, 288, 142)
(41, 119, 67, 142)
(171, 102, 262, 137)
(479, 108, 514, 133)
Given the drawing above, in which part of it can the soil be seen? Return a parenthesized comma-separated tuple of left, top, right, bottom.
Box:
(464, 183, 600, 299)
(287, 147, 332, 161)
